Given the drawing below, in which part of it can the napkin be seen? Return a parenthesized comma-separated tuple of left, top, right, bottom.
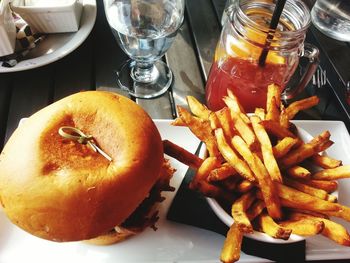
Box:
(0, 13, 44, 67)
(167, 150, 306, 262)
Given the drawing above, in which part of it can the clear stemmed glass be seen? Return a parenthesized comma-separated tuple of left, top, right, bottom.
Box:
(103, 0, 185, 99)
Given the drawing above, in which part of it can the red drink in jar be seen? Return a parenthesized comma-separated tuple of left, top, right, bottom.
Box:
(205, 0, 319, 112)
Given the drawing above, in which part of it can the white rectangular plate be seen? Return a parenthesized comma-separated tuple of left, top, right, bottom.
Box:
(0, 119, 349, 262)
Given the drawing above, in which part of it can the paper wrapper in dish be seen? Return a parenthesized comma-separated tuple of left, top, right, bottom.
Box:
(11, 0, 83, 33)
(0, 0, 16, 56)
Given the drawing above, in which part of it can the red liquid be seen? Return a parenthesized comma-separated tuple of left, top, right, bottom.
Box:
(205, 57, 291, 113)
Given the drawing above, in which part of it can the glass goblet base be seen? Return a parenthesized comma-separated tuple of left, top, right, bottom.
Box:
(116, 59, 173, 99)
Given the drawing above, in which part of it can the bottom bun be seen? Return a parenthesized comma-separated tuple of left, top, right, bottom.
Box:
(84, 226, 136, 245)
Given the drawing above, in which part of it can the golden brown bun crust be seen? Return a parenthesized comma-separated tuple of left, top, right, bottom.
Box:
(0, 91, 163, 242)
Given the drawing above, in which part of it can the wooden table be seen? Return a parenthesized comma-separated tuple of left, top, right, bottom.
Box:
(0, 0, 350, 262)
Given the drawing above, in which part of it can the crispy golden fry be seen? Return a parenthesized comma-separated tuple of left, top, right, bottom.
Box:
(192, 156, 220, 183)
(284, 177, 336, 202)
(297, 179, 338, 193)
(253, 153, 282, 219)
(236, 179, 255, 193)
(216, 107, 235, 139)
(163, 140, 203, 169)
(280, 96, 320, 128)
(280, 131, 331, 168)
(171, 117, 186, 126)
(221, 222, 243, 263)
(207, 162, 237, 182)
(273, 137, 299, 159)
(287, 208, 329, 219)
(246, 200, 266, 221)
(279, 217, 324, 236)
(230, 111, 257, 149)
(215, 128, 256, 182)
(230, 135, 282, 219)
(312, 165, 350, 180)
(278, 184, 350, 221)
(286, 166, 311, 180)
(231, 191, 255, 233)
(190, 157, 235, 203)
(260, 120, 297, 139)
(186, 96, 211, 120)
(208, 111, 221, 130)
(254, 108, 266, 120)
(251, 116, 282, 182)
(226, 89, 246, 114)
(177, 106, 220, 157)
(291, 212, 350, 246)
(311, 154, 342, 169)
(256, 212, 292, 240)
(266, 84, 281, 122)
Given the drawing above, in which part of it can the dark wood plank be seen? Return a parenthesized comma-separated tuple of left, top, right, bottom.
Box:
(185, 0, 221, 79)
(166, 15, 206, 109)
(94, 0, 129, 98)
(53, 34, 95, 101)
(0, 75, 12, 149)
(5, 66, 54, 143)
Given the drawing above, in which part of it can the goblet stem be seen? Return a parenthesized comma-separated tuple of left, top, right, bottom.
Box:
(131, 61, 159, 83)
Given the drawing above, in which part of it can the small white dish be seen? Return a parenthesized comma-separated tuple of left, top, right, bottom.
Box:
(206, 125, 317, 244)
(11, 0, 83, 33)
(0, 0, 96, 73)
(0, 0, 16, 56)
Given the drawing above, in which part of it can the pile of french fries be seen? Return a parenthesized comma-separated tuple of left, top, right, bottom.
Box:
(163, 84, 350, 263)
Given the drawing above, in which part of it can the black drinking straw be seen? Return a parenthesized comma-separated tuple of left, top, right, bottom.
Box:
(258, 0, 287, 67)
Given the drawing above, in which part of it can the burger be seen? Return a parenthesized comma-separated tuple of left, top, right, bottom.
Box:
(0, 91, 174, 244)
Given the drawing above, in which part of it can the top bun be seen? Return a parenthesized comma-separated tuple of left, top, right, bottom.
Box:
(0, 91, 163, 242)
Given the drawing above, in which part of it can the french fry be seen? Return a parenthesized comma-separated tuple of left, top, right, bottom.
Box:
(171, 117, 186, 126)
(208, 111, 221, 130)
(311, 154, 342, 169)
(230, 135, 282, 219)
(246, 200, 266, 221)
(286, 166, 311, 180)
(207, 162, 237, 182)
(280, 96, 320, 128)
(230, 111, 257, 149)
(289, 212, 350, 246)
(231, 191, 255, 233)
(236, 179, 255, 193)
(216, 107, 235, 139)
(190, 157, 235, 203)
(266, 84, 281, 122)
(254, 108, 266, 120)
(186, 96, 211, 120)
(280, 131, 331, 168)
(260, 120, 297, 139)
(297, 179, 338, 193)
(278, 184, 350, 222)
(256, 212, 292, 240)
(220, 222, 243, 263)
(215, 128, 256, 182)
(192, 156, 220, 183)
(226, 89, 246, 114)
(273, 137, 299, 159)
(312, 165, 350, 180)
(177, 106, 220, 157)
(279, 217, 324, 236)
(163, 140, 203, 169)
(251, 116, 282, 182)
(284, 177, 336, 202)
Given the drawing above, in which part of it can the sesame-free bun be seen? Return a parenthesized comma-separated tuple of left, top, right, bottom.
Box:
(0, 91, 163, 242)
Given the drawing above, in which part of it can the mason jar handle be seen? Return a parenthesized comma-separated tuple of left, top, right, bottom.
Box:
(282, 43, 320, 100)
